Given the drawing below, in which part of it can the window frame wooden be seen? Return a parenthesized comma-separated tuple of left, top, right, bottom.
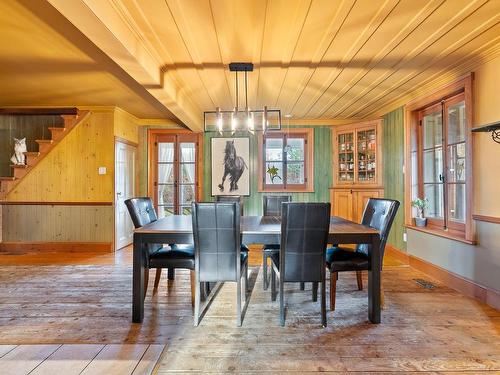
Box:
(258, 128, 314, 193)
(148, 129, 203, 216)
(404, 74, 474, 244)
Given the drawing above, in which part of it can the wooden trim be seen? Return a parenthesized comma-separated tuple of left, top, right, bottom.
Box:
(0, 201, 113, 206)
(0, 107, 78, 115)
(405, 224, 476, 245)
(257, 128, 314, 192)
(404, 74, 474, 242)
(0, 242, 113, 253)
(385, 245, 500, 311)
(472, 214, 500, 224)
(114, 136, 138, 148)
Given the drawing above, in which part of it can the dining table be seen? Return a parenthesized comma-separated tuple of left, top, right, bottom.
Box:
(132, 215, 381, 324)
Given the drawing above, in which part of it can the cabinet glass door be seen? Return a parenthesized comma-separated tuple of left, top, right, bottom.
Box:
(338, 132, 354, 182)
(357, 128, 377, 182)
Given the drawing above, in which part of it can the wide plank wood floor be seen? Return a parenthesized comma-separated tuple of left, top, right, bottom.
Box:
(0, 246, 498, 374)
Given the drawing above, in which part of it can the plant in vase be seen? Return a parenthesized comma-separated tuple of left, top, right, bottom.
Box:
(411, 197, 429, 227)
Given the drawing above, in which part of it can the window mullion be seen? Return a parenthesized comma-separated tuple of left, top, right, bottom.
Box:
(441, 101, 449, 230)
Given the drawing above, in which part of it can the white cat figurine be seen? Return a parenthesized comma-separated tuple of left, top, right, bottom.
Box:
(10, 138, 27, 165)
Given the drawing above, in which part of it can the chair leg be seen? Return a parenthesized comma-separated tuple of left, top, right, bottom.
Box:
(321, 279, 327, 327)
(300, 282, 305, 290)
(167, 268, 175, 280)
(356, 271, 363, 291)
(190, 270, 195, 307)
(262, 252, 268, 290)
(236, 276, 242, 327)
(330, 272, 337, 311)
(245, 262, 249, 293)
(279, 276, 285, 327)
(143, 268, 149, 300)
(312, 282, 318, 302)
(271, 267, 277, 302)
(194, 279, 201, 326)
(381, 270, 385, 310)
(154, 268, 162, 289)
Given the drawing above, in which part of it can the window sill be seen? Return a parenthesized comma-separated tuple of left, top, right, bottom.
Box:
(258, 187, 314, 193)
(405, 225, 476, 245)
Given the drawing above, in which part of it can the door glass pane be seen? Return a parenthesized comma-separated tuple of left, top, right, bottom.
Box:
(180, 163, 195, 183)
(423, 148, 443, 183)
(286, 162, 304, 184)
(158, 142, 174, 162)
(338, 132, 354, 182)
(158, 164, 174, 184)
(158, 206, 174, 218)
(158, 184, 174, 206)
(265, 162, 283, 184)
(266, 138, 283, 161)
(447, 101, 466, 144)
(424, 184, 444, 219)
(180, 142, 196, 162)
(448, 143, 466, 182)
(423, 112, 442, 149)
(448, 183, 466, 223)
(180, 184, 195, 205)
(286, 138, 304, 161)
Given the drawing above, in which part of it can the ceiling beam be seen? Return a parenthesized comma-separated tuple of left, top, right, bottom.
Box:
(46, 0, 202, 131)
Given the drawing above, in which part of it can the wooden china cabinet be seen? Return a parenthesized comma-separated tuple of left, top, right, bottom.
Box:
(330, 119, 384, 223)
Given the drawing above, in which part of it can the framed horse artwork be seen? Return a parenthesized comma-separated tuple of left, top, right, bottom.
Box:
(211, 137, 250, 196)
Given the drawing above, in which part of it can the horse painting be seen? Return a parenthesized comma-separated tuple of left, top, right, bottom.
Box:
(218, 140, 248, 192)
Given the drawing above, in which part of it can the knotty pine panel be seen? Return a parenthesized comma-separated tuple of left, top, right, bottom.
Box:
(114, 109, 139, 144)
(1, 204, 113, 242)
(6, 112, 114, 202)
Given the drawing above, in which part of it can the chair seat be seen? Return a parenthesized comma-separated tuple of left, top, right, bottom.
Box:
(325, 247, 369, 272)
(150, 244, 195, 269)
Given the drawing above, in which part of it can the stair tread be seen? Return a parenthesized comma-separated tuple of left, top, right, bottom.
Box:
(10, 164, 28, 169)
(48, 127, 66, 131)
(24, 152, 40, 156)
(0, 177, 16, 181)
(35, 139, 53, 143)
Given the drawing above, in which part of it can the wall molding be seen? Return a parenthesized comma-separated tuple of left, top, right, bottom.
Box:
(386, 245, 500, 311)
(0, 201, 113, 206)
(472, 214, 500, 224)
(0, 242, 113, 253)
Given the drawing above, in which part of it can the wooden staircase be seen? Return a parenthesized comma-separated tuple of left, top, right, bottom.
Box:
(0, 110, 90, 199)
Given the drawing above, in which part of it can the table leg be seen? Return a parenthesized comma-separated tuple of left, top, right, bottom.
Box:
(368, 234, 381, 324)
(132, 234, 145, 323)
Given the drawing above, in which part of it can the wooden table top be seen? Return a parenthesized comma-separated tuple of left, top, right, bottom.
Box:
(134, 215, 379, 235)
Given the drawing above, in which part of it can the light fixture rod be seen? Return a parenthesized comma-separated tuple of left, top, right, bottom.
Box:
(245, 71, 248, 110)
(235, 71, 239, 110)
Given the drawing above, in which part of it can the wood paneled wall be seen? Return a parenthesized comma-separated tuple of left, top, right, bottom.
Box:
(202, 126, 332, 215)
(6, 112, 114, 202)
(114, 108, 139, 144)
(382, 107, 407, 251)
(0, 115, 64, 176)
(1, 204, 113, 242)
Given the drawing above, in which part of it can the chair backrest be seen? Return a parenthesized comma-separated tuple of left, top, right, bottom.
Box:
(280, 202, 331, 282)
(356, 198, 400, 260)
(192, 202, 241, 282)
(215, 195, 244, 215)
(263, 195, 291, 217)
(124, 197, 158, 228)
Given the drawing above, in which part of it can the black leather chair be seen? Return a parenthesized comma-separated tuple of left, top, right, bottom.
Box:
(270, 202, 331, 327)
(124, 197, 195, 305)
(262, 195, 291, 290)
(326, 198, 400, 311)
(215, 195, 250, 254)
(192, 202, 249, 326)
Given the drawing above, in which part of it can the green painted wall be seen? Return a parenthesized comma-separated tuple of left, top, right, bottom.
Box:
(202, 126, 332, 215)
(382, 107, 407, 251)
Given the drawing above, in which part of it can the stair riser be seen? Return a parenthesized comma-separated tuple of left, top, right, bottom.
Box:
(13, 168, 29, 179)
(49, 129, 66, 141)
(61, 115, 77, 128)
(26, 156, 39, 167)
(37, 143, 53, 153)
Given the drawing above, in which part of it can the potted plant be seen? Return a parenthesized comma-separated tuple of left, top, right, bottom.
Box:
(411, 197, 429, 227)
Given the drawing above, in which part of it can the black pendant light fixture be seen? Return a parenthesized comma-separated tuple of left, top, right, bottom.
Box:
(204, 62, 281, 133)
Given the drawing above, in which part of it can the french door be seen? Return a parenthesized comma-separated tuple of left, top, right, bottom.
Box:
(152, 133, 199, 217)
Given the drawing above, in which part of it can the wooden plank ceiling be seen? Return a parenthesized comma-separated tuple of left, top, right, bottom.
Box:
(47, 0, 500, 130)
